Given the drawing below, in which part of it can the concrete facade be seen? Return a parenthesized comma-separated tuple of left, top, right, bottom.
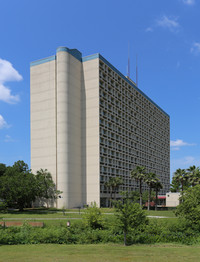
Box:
(166, 192, 180, 207)
(30, 47, 170, 208)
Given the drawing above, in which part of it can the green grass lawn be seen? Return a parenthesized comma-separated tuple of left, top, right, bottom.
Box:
(0, 244, 200, 262)
(146, 210, 176, 217)
(0, 212, 83, 219)
(0, 209, 177, 227)
(0, 209, 176, 217)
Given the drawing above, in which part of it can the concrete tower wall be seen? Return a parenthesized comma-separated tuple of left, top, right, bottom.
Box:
(82, 58, 100, 206)
(30, 59, 57, 184)
(56, 50, 83, 208)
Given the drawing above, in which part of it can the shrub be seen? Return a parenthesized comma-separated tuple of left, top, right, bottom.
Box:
(176, 185, 200, 229)
(83, 202, 104, 229)
(0, 219, 199, 245)
(114, 198, 148, 245)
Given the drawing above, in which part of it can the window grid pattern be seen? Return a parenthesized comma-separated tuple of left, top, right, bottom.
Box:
(99, 60, 170, 197)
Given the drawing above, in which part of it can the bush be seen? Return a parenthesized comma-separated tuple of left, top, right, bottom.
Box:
(114, 198, 148, 245)
(176, 185, 200, 229)
(0, 218, 200, 245)
(0, 201, 7, 212)
(83, 202, 104, 229)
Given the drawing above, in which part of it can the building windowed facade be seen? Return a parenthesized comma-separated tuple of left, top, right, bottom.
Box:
(30, 47, 170, 208)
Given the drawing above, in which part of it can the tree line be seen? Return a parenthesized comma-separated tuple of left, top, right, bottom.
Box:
(171, 165, 200, 193)
(169, 166, 200, 234)
(104, 165, 163, 210)
(0, 161, 61, 211)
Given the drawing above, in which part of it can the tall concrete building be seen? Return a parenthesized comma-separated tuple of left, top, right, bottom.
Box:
(30, 46, 170, 208)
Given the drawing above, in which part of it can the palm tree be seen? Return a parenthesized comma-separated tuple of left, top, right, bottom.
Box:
(130, 166, 146, 208)
(145, 172, 157, 211)
(173, 168, 188, 193)
(153, 180, 163, 211)
(105, 177, 123, 207)
(112, 177, 123, 201)
(187, 165, 200, 187)
(105, 180, 113, 207)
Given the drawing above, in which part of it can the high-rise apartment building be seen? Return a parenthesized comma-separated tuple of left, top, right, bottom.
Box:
(30, 47, 170, 208)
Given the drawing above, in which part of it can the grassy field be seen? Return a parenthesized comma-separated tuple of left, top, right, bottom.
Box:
(0, 209, 176, 217)
(0, 209, 177, 227)
(146, 210, 176, 217)
(0, 212, 83, 219)
(0, 244, 200, 262)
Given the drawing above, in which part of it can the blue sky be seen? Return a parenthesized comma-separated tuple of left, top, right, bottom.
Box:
(0, 0, 199, 180)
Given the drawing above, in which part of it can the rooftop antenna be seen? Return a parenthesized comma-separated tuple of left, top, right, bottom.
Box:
(136, 54, 138, 86)
(128, 42, 130, 78)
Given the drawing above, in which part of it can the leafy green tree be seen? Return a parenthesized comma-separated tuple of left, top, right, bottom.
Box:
(83, 202, 104, 229)
(0, 163, 7, 210)
(0, 161, 61, 211)
(128, 190, 140, 203)
(105, 176, 123, 207)
(35, 169, 62, 208)
(130, 166, 147, 207)
(114, 195, 148, 245)
(0, 164, 37, 211)
(176, 185, 200, 228)
(0, 163, 7, 177)
(13, 160, 29, 173)
(144, 172, 157, 211)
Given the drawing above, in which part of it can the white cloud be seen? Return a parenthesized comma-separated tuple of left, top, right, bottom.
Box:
(171, 156, 199, 170)
(145, 27, 153, 32)
(170, 155, 200, 179)
(171, 139, 191, 147)
(0, 58, 22, 104)
(170, 139, 195, 150)
(184, 156, 196, 164)
(0, 83, 20, 103)
(190, 42, 200, 55)
(0, 115, 9, 129)
(4, 135, 15, 142)
(182, 0, 195, 5)
(156, 15, 180, 32)
(171, 147, 180, 151)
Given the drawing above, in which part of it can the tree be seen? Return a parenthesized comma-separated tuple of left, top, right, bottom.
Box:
(0, 161, 62, 211)
(176, 185, 200, 228)
(187, 165, 200, 187)
(114, 195, 148, 246)
(144, 172, 157, 211)
(171, 166, 200, 191)
(170, 175, 180, 192)
(153, 180, 163, 211)
(0, 163, 7, 177)
(0, 164, 37, 211)
(35, 169, 62, 207)
(13, 160, 29, 173)
(128, 190, 140, 203)
(171, 168, 188, 193)
(105, 180, 113, 208)
(105, 176, 123, 207)
(83, 202, 104, 229)
(130, 166, 147, 207)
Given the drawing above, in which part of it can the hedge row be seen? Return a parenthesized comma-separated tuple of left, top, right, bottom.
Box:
(0, 220, 200, 245)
